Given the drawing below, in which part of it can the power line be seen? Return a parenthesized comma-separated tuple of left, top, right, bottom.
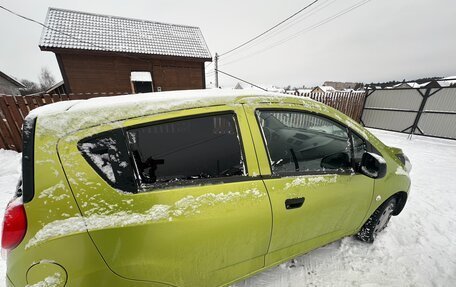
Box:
(219, 0, 319, 57)
(220, 0, 373, 68)
(216, 69, 267, 91)
(222, 0, 373, 67)
(220, 0, 337, 62)
(280, 0, 373, 44)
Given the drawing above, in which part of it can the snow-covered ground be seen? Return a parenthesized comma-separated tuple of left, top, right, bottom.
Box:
(0, 129, 455, 286)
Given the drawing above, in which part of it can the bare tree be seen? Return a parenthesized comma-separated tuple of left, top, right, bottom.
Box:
(38, 67, 56, 91)
(20, 79, 41, 95)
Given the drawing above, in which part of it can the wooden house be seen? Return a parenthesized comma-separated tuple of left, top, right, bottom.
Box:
(0, 71, 24, 96)
(311, 86, 336, 93)
(39, 8, 212, 94)
(44, 81, 67, 95)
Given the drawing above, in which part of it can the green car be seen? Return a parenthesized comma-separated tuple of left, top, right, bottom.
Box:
(2, 90, 411, 287)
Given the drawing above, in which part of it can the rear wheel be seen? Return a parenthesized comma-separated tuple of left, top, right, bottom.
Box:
(357, 197, 397, 243)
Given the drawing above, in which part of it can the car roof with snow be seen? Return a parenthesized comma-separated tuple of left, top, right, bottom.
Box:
(27, 89, 330, 137)
(28, 89, 325, 118)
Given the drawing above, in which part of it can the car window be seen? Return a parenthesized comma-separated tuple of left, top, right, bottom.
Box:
(257, 110, 352, 174)
(78, 129, 137, 193)
(126, 113, 246, 189)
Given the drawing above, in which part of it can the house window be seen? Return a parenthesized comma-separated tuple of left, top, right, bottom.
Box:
(131, 71, 153, 93)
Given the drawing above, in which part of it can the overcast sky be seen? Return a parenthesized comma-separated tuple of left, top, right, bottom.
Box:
(0, 0, 455, 88)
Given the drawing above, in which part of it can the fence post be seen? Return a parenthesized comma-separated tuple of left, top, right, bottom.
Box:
(359, 88, 374, 126)
(410, 87, 442, 136)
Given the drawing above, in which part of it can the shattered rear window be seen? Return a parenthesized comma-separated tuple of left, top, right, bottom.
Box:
(78, 129, 137, 193)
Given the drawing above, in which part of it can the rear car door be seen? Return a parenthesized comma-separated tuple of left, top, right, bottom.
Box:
(243, 104, 374, 265)
(57, 105, 272, 287)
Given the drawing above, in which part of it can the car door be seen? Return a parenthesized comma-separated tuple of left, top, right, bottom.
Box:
(243, 104, 374, 266)
(57, 105, 272, 287)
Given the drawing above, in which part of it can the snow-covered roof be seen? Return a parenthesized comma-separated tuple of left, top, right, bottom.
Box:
(266, 86, 285, 93)
(439, 77, 456, 87)
(67, 89, 304, 113)
(45, 80, 65, 93)
(0, 71, 25, 88)
(39, 8, 212, 60)
(312, 86, 336, 93)
(297, 88, 312, 94)
(408, 82, 422, 88)
(393, 82, 437, 89)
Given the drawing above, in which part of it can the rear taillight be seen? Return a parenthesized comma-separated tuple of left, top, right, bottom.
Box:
(1, 199, 27, 250)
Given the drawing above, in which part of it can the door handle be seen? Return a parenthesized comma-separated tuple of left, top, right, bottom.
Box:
(285, 197, 305, 209)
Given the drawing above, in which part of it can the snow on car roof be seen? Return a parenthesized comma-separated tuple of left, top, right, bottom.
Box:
(67, 88, 300, 112)
(29, 89, 323, 137)
(27, 100, 83, 119)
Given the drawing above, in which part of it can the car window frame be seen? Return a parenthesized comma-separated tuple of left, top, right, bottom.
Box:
(124, 111, 252, 192)
(255, 108, 364, 178)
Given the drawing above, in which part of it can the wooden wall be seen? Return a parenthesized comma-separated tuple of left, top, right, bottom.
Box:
(57, 53, 206, 93)
(0, 76, 22, 96)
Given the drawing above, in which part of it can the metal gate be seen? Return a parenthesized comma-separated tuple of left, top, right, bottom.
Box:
(361, 86, 456, 140)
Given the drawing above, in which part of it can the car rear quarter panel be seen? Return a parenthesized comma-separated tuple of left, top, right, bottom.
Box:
(7, 116, 168, 287)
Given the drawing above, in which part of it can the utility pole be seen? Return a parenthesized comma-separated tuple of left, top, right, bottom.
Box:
(214, 52, 219, 88)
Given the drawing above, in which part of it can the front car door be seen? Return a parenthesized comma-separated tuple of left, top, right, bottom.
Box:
(243, 103, 374, 266)
(58, 105, 272, 287)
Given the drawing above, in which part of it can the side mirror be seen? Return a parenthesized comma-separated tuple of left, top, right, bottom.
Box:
(360, 152, 387, 179)
(321, 152, 351, 170)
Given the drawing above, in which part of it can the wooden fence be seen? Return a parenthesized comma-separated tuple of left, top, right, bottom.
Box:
(0, 91, 366, 152)
(302, 91, 366, 122)
(0, 92, 128, 152)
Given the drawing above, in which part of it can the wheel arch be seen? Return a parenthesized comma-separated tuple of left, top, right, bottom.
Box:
(391, 191, 407, 216)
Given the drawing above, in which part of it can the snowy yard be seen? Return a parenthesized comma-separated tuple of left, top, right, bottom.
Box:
(1, 129, 455, 286)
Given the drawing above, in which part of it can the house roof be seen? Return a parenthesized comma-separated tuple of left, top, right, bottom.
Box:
(45, 80, 65, 93)
(392, 82, 432, 89)
(0, 71, 25, 88)
(297, 88, 313, 94)
(312, 86, 336, 93)
(234, 82, 243, 89)
(439, 77, 456, 87)
(39, 8, 212, 60)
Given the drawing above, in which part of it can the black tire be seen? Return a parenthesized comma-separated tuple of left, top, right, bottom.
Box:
(357, 197, 397, 243)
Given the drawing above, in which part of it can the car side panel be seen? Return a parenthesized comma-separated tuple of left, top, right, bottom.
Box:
(242, 103, 374, 265)
(57, 105, 273, 287)
(261, 174, 373, 263)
